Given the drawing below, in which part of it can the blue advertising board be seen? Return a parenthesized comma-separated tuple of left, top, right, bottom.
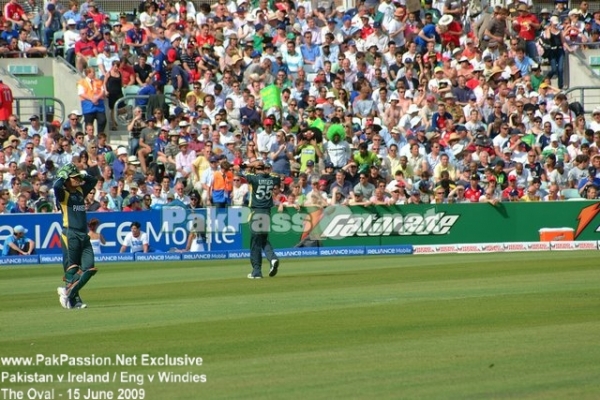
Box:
(0, 209, 243, 255)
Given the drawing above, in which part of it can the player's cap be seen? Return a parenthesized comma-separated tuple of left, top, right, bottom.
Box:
(14, 225, 28, 234)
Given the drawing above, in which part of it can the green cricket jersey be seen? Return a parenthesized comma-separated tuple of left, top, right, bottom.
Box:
(246, 172, 281, 209)
(53, 175, 98, 232)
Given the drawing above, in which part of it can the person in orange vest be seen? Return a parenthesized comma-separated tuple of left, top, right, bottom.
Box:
(207, 159, 233, 208)
(77, 67, 107, 134)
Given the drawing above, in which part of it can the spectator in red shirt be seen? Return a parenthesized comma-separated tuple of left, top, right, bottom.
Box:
(464, 173, 484, 202)
(440, 19, 462, 48)
(4, 0, 28, 28)
(86, 3, 105, 26)
(360, 15, 374, 40)
(122, 196, 142, 211)
(74, 29, 98, 72)
(195, 24, 214, 48)
(0, 79, 14, 123)
(513, 3, 541, 61)
(119, 58, 135, 86)
(502, 175, 524, 201)
(125, 19, 149, 55)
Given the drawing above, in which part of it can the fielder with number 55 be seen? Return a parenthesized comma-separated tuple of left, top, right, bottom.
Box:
(245, 160, 281, 279)
(53, 163, 99, 309)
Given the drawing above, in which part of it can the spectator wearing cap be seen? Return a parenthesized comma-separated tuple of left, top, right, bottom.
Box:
(2, 225, 35, 256)
(170, 60, 190, 99)
(41, 3, 62, 48)
(97, 36, 120, 78)
(112, 147, 128, 180)
(578, 164, 600, 195)
(25, 114, 47, 139)
(513, 5, 540, 53)
(125, 18, 149, 55)
(321, 17, 343, 45)
(73, 25, 98, 73)
(405, 186, 426, 204)
(104, 181, 121, 211)
(454, 56, 479, 82)
(336, 14, 354, 40)
(363, 21, 386, 52)
(501, 175, 524, 200)
(464, 173, 484, 202)
(567, 134, 582, 161)
(175, 138, 196, 180)
(541, 134, 568, 162)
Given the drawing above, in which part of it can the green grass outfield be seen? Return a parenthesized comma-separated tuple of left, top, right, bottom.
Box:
(1, 252, 599, 399)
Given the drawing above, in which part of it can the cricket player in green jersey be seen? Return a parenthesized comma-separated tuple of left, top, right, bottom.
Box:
(245, 160, 281, 279)
(53, 163, 99, 309)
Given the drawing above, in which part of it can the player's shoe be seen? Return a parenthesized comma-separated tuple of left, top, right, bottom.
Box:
(247, 273, 263, 279)
(74, 295, 86, 309)
(57, 287, 70, 309)
(269, 259, 279, 277)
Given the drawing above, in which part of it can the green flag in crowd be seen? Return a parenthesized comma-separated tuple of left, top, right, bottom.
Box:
(260, 84, 282, 111)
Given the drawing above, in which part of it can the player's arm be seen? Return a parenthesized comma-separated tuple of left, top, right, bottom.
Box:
(185, 232, 195, 251)
(53, 165, 70, 203)
(7, 239, 26, 255)
(25, 238, 34, 254)
(142, 233, 149, 253)
(120, 233, 130, 253)
(246, 160, 265, 169)
(81, 173, 99, 196)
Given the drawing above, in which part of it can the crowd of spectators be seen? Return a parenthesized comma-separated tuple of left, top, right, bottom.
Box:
(2, 0, 600, 215)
